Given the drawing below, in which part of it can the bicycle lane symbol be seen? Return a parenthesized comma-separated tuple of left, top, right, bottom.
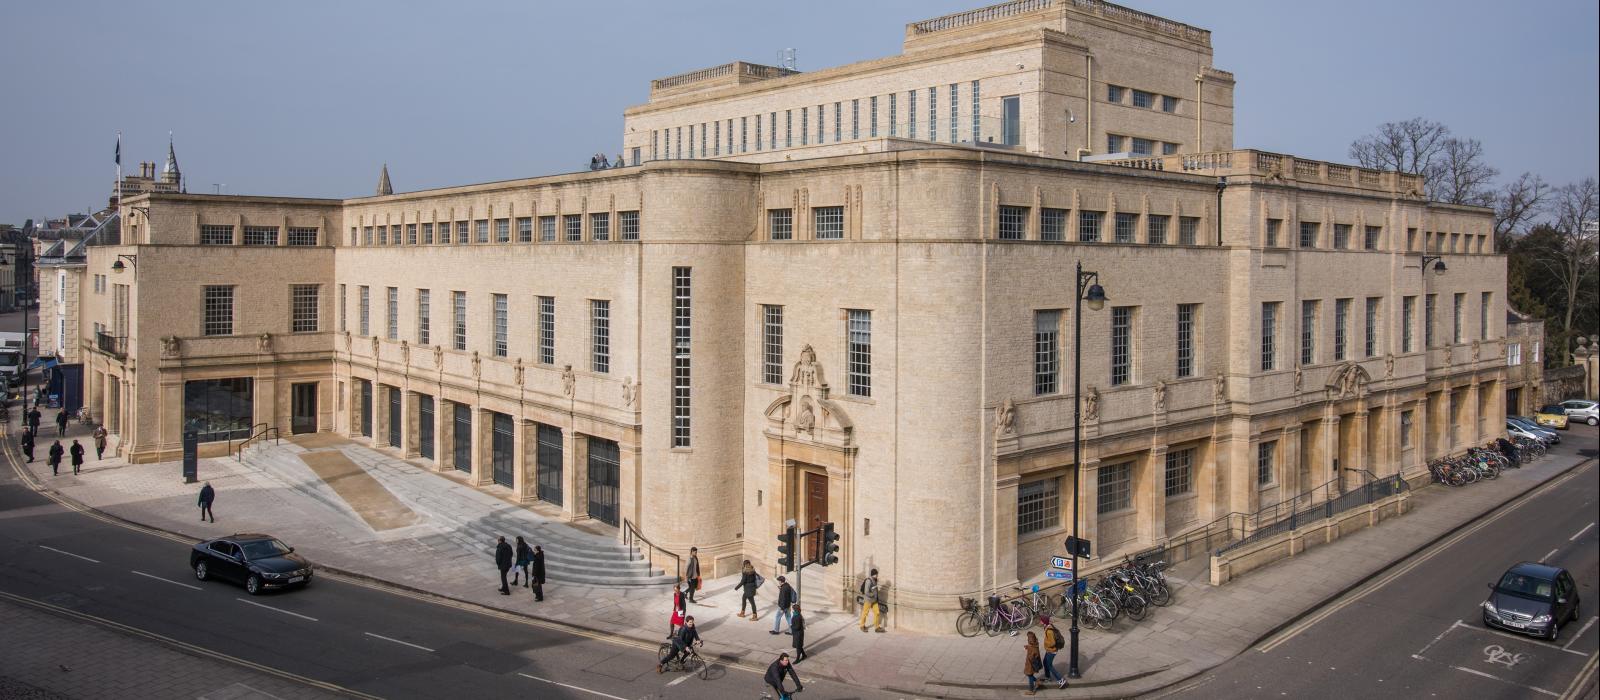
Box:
(1482, 644, 1528, 669)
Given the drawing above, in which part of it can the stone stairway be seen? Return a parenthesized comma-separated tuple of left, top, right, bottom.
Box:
(238, 440, 676, 587)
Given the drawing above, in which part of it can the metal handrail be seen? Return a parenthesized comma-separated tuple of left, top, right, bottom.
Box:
(622, 518, 681, 582)
(225, 422, 268, 457)
(232, 424, 280, 461)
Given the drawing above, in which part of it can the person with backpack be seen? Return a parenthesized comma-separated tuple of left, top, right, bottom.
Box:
(858, 568, 885, 632)
(734, 560, 761, 620)
(770, 575, 795, 634)
(1022, 631, 1043, 696)
(1041, 616, 1068, 688)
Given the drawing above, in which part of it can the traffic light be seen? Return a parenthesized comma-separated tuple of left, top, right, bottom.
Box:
(776, 525, 797, 572)
(819, 522, 840, 567)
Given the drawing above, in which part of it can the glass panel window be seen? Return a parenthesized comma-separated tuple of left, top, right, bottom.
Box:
(1165, 448, 1194, 497)
(998, 206, 1027, 240)
(1111, 306, 1133, 386)
(1261, 302, 1279, 371)
(517, 217, 533, 243)
(184, 378, 254, 442)
(243, 226, 279, 246)
(1480, 292, 1491, 340)
(338, 284, 347, 333)
(1452, 293, 1464, 343)
(1147, 215, 1169, 244)
(288, 227, 318, 246)
(456, 221, 469, 244)
(1176, 303, 1197, 378)
(1333, 224, 1351, 249)
(1132, 89, 1154, 108)
(1334, 298, 1350, 361)
(814, 206, 844, 240)
(672, 268, 692, 447)
(475, 219, 489, 243)
(452, 291, 467, 351)
(619, 211, 640, 241)
(1079, 211, 1104, 242)
(590, 299, 609, 373)
(1035, 310, 1060, 395)
(970, 80, 980, 142)
(847, 309, 872, 397)
(291, 285, 319, 333)
(564, 215, 582, 242)
(417, 289, 431, 345)
(203, 285, 235, 336)
(539, 216, 556, 242)
(1266, 219, 1282, 247)
(1130, 138, 1153, 156)
(1301, 300, 1318, 365)
(1001, 95, 1019, 146)
(1107, 134, 1124, 153)
(1179, 216, 1199, 245)
(1041, 208, 1067, 241)
(538, 296, 556, 364)
(1366, 297, 1380, 357)
(1017, 478, 1059, 535)
(762, 305, 784, 385)
(1162, 95, 1179, 113)
(437, 222, 451, 244)
(1364, 226, 1381, 250)
(1299, 222, 1319, 248)
(1425, 294, 1436, 347)
(403, 223, 416, 245)
(769, 209, 793, 241)
(423, 223, 435, 244)
(363, 226, 373, 245)
(1097, 462, 1132, 514)
(200, 224, 233, 245)
(1107, 85, 1125, 103)
(358, 286, 370, 336)
(492, 294, 508, 357)
(590, 213, 610, 242)
(494, 218, 510, 243)
(1115, 212, 1138, 242)
(1257, 441, 1276, 485)
(386, 287, 399, 340)
(1162, 142, 1179, 155)
(1402, 296, 1416, 352)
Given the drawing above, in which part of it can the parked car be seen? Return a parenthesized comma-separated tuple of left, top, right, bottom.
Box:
(1506, 420, 1550, 444)
(1483, 562, 1581, 640)
(1533, 405, 1570, 430)
(1508, 416, 1560, 444)
(1558, 399, 1599, 426)
(190, 534, 313, 595)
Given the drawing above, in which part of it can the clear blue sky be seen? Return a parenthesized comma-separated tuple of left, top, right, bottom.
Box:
(2, 0, 1595, 223)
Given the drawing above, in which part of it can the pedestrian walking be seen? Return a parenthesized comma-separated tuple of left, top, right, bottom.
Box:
(55, 409, 68, 436)
(27, 407, 41, 432)
(47, 440, 64, 476)
(770, 575, 795, 634)
(1041, 616, 1068, 688)
(511, 536, 533, 586)
(669, 580, 687, 638)
(530, 545, 546, 601)
(69, 440, 84, 475)
(765, 653, 804, 699)
(790, 604, 808, 663)
(92, 425, 108, 460)
(198, 482, 216, 522)
(495, 536, 514, 595)
(858, 568, 885, 632)
(734, 559, 761, 620)
(685, 546, 702, 603)
(21, 428, 34, 463)
(1022, 631, 1044, 695)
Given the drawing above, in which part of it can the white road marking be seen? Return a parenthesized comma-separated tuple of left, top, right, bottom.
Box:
(363, 632, 434, 653)
(37, 545, 99, 563)
(131, 570, 202, 591)
(1570, 522, 1595, 541)
(1415, 620, 1461, 657)
(1449, 665, 1559, 696)
(1562, 616, 1598, 651)
(1458, 619, 1590, 656)
(665, 673, 693, 686)
(1543, 548, 1561, 562)
(517, 673, 629, 700)
(235, 598, 318, 622)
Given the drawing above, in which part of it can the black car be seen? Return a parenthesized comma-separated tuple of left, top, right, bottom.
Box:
(1482, 562, 1581, 640)
(190, 534, 313, 595)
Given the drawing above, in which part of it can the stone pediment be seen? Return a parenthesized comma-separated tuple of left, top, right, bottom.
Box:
(1324, 362, 1372, 400)
(764, 344, 854, 447)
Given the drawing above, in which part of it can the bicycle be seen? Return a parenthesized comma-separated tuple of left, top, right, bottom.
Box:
(657, 641, 709, 680)
(1016, 585, 1058, 621)
(983, 594, 1032, 636)
(761, 686, 804, 700)
(1096, 574, 1148, 621)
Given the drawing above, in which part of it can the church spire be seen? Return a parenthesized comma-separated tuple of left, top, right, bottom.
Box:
(162, 132, 181, 184)
(376, 163, 393, 196)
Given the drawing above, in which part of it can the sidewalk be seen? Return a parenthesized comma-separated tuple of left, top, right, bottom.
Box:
(8, 412, 1595, 698)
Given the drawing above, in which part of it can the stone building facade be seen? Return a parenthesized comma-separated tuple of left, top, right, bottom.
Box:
(69, 0, 1503, 631)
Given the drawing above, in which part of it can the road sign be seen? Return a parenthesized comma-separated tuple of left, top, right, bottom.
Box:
(1050, 556, 1073, 570)
(1046, 570, 1075, 581)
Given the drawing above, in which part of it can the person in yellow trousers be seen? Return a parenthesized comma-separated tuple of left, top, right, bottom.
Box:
(858, 568, 885, 632)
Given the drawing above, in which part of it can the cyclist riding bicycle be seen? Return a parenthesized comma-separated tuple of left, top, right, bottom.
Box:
(765, 652, 804, 699)
(657, 615, 701, 673)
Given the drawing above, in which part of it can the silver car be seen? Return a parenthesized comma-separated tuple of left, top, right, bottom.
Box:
(1559, 399, 1598, 426)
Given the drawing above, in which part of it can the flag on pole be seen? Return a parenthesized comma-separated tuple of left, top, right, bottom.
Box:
(115, 132, 121, 165)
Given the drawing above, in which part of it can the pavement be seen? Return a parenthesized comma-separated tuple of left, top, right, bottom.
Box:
(8, 395, 1598, 699)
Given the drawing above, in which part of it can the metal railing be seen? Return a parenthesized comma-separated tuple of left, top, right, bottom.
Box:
(1215, 472, 1408, 555)
(622, 518, 681, 582)
(911, 0, 1053, 33)
(230, 423, 280, 461)
(95, 332, 127, 359)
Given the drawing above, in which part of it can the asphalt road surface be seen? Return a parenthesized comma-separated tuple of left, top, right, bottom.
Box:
(1158, 429, 1600, 700)
(0, 429, 906, 700)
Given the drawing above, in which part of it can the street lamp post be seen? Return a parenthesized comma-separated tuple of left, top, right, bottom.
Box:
(1068, 260, 1106, 679)
(1420, 254, 1447, 278)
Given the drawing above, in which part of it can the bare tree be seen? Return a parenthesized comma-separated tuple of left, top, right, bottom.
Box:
(1428, 137, 1498, 206)
(1538, 177, 1600, 354)
(1349, 117, 1451, 176)
(1494, 172, 1550, 239)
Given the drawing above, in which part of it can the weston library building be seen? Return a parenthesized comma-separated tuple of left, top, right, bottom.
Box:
(47, 0, 1505, 629)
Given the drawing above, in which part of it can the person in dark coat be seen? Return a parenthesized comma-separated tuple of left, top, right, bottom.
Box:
(55, 409, 68, 436)
(530, 545, 546, 601)
(68, 440, 84, 475)
(93, 425, 108, 460)
(27, 407, 41, 432)
(764, 653, 803, 699)
(198, 482, 216, 522)
(790, 604, 808, 664)
(20, 428, 34, 463)
(735, 560, 759, 619)
(511, 536, 533, 586)
(685, 546, 702, 603)
(771, 575, 795, 634)
(495, 536, 514, 595)
(47, 440, 64, 475)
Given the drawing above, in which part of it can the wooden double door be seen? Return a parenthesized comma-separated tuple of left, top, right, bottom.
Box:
(804, 471, 828, 564)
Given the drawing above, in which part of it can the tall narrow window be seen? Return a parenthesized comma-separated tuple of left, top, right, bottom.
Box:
(908, 89, 917, 139)
(816, 103, 824, 143)
(1365, 226, 1381, 250)
(591, 299, 609, 373)
(1452, 293, 1464, 344)
(1261, 302, 1279, 371)
(1333, 224, 1351, 249)
(1265, 218, 1282, 247)
(762, 305, 784, 385)
(491, 294, 508, 357)
(517, 217, 533, 243)
(1035, 310, 1060, 395)
(358, 286, 370, 336)
(1111, 306, 1133, 386)
(1176, 303, 1197, 378)
(1001, 95, 1020, 146)
(834, 102, 841, 142)
(741, 116, 748, 153)
(438, 221, 451, 244)
(1365, 297, 1380, 357)
(1480, 292, 1491, 340)
(1402, 296, 1416, 352)
(338, 284, 347, 333)
(870, 97, 878, 138)
(927, 86, 936, 140)
(1301, 300, 1317, 365)
(1164, 448, 1194, 497)
(672, 268, 692, 447)
(851, 99, 859, 140)
(494, 218, 510, 243)
(755, 114, 763, 151)
(386, 287, 399, 340)
(417, 289, 431, 345)
(770, 112, 777, 149)
(970, 79, 981, 143)
(452, 291, 467, 351)
(1299, 222, 1318, 248)
(949, 82, 959, 142)
(1334, 298, 1350, 361)
(203, 286, 235, 336)
(1425, 294, 1436, 347)
(800, 107, 808, 145)
(1257, 442, 1276, 486)
(538, 296, 556, 364)
(1400, 410, 1414, 450)
(422, 222, 434, 245)
(456, 221, 469, 245)
(786, 109, 793, 147)
(404, 223, 416, 245)
(475, 219, 489, 243)
(847, 309, 872, 397)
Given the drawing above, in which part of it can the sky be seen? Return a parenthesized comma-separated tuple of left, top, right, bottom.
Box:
(2, 0, 1596, 224)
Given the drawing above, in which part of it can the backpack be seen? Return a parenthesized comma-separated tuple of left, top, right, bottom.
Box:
(1044, 625, 1062, 651)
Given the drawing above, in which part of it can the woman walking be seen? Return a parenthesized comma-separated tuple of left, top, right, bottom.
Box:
(1022, 631, 1043, 696)
(735, 560, 760, 620)
(511, 536, 533, 587)
(668, 580, 688, 638)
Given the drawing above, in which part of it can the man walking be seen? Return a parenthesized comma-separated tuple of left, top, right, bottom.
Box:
(27, 406, 41, 432)
(55, 409, 68, 436)
(685, 546, 701, 604)
(92, 424, 108, 460)
(530, 545, 546, 601)
(859, 568, 885, 632)
(20, 427, 34, 463)
(790, 604, 808, 663)
(198, 482, 216, 522)
(495, 536, 514, 595)
(770, 575, 795, 635)
(47, 440, 64, 476)
(1041, 616, 1068, 688)
(68, 439, 84, 475)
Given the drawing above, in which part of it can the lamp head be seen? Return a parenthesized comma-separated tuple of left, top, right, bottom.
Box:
(1432, 259, 1447, 275)
(111, 259, 126, 273)
(1084, 283, 1107, 311)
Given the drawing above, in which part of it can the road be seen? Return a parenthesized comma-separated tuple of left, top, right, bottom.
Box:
(1159, 429, 1600, 700)
(0, 418, 904, 700)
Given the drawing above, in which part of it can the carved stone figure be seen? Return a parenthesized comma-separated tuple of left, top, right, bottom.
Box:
(1214, 374, 1228, 402)
(160, 336, 181, 358)
(1384, 353, 1395, 379)
(400, 340, 410, 365)
(1083, 387, 1100, 422)
(1443, 345, 1454, 365)
(790, 344, 826, 388)
(1471, 340, 1481, 362)
(995, 398, 1016, 438)
(1325, 362, 1372, 400)
(471, 351, 481, 378)
(1153, 379, 1167, 412)
(343, 332, 353, 351)
(433, 344, 444, 367)
(795, 397, 816, 434)
(1293, 366, 1304, 393)
(622, 376, 637, 407)
(562, 365, 575, 396)
(370, 335, 379, 355)
(257, 333, 273, 354)
(514, 358, 525, 386)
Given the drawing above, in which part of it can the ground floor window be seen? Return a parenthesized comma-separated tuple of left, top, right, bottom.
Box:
(184, 378, 253, 442)
(1017, 477, 1059, 535)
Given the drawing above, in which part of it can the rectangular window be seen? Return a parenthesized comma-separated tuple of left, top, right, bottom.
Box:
(363, 226, 373, 245)
(756, 113, 763, 150)
(888, 94, 896, 137)
(400, 223, 414, 245)
(201, 224, 233, 245)
(494, 218, 510, 243)
(1147, 215, 1169, 244)
(1364, 226, 1381, 250)
(762, 305, 784, 385)
(1179, 216, 1200, 245)
(814, 206, 844, 240)
(379, 225, 390, 245)
(1107, 85, 1124, 103)
(1406, 228, 1417, 250)
(1079, 211, 1104, 242)
(786, 109, 793, 146)
(590, 213, 610, 242)
(1257, 442, 1276, 486)
(815, 104, 823, 143)
(1266, 218, 1282, 247)
(1162, 142, 1179, 155)
(492, 294, 508, 357)
(770, 112, 777, 149)
(672, 268, 692, 447)
(564, 214, 582, 242)
(908, 89, 917, 139)
(539, 216, 556, 242)
(1017, 478, 1059, 535)
(517, 217, 533, 243)
(851, 99, 860, 140)
(452, 291, 467, 351)
(243, 226, 278, 246)
(1400, 409, 1415, 450)
(1507, 343, 1522, 366)
(619, 211, 640, 241)
(386, 287, 399, 340)
(1107, 134, 1124, 153)
(1165, 448, 1194, 497)
(590, 299, 609, 373)
(203, 285, 235, 336)
(1301, 300, 1317, 365)
(949, 83, 958, 142)
(740, 116, 748, 153)
(1452, 293, 1464, 344)
(834, 101, 842, 142)
(456, 221, 469, 244)
(422, 223, 434, 244)
(1403, 296, 1416, 352)
(1299, 222, 1319, 248)
(338, 284, 346, 333)
(769, 209, 793, 240)
(1366, 297, 1380, 357)
(1425, 294, 1437, 347)
(1176, 303, 1197, 378)
(927, 87, 936, 141)
(1035, 310, 1060, 395)
(1334, 298, 1350, 360)
(1115, 212, 1138, 243)
(1097, 462, 1132, 514)
(417, 289, 431, 345)
(1041, 208, 1067, 242)
(1480, 292, 1491, 340)
(291, 285, 319, 333)
(358, 285, 370, 336)
(870, 97, 879, 138)
(1111, 306, 1133, 386)
(998, 205, 1028, 240)
(1132, 89, 1154, 109)
(439, 221, 453, 244)
(1130, 138, 1153, 156)
(1162, 95, 1179, 113)
(538, 296, 556, 364)
(475, 219, 489, 244)
(847, 309, 872, 397)
(1001, 96, 1020, 146)
(1333, 223, 1351, 249)
(801, 107, 808, 145)
(1261, 302, 1279, 371)
(1533, 341, 1541, 363)
(288, 227, 318, 246)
